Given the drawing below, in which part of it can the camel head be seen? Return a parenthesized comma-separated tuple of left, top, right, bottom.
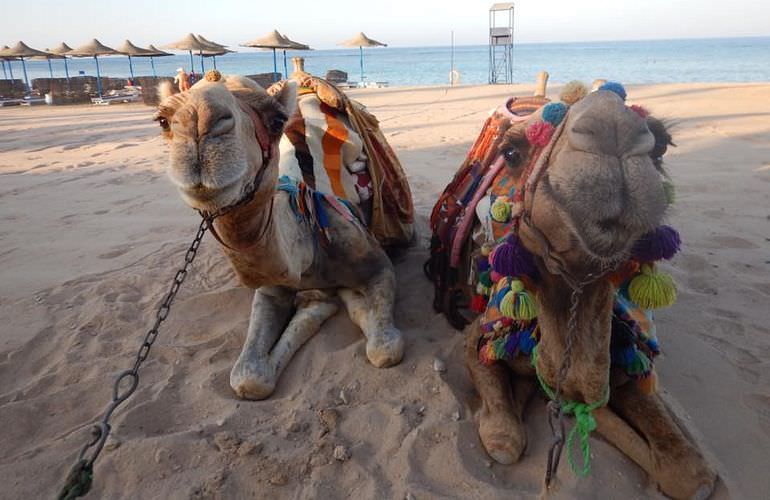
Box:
(155, 73, 297, 212)
(505, 89, 673, 273)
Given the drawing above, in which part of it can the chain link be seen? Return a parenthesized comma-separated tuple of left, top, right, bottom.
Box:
(57, 217, 210, 500)
(543, 260, 618, 487)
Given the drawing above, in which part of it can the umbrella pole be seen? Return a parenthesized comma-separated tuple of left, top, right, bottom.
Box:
(150, 57, 157, 78)
(8, 60, 14, 80)
(47, 58, 54, 79)
(64, 57, 70, 82)
(2, 60, 7, 80)
(212, 56, 217, 70)
(359, 46, 364, 83)
(128, 54, 135, 80)
(199, 49, 205, 75)
(94, 55, 103, 98)
(272, 48, 278, 82)
(188, 50, 194, 76)
(283, 50, 288, 79)
(21, 57, 30, 94)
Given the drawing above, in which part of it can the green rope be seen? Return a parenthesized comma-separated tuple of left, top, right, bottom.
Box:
(531, 346, 609, 477)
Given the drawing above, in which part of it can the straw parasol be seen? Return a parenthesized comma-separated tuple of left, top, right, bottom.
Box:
(240, 30, 295, 82)
(279, 33, 311, 78)
(67, 39, 121, 98)
(2, 41, 50, 93)
(338, 32, 387, 83)
(200, 48, 234, 70)
(161, 33, 224, 75)
(31, 51, 67, 79)
(116, 40, 156, 80)
(0, 45, 17, 80)
(48, 43, 74, 80)
(144, 45, 173, 78)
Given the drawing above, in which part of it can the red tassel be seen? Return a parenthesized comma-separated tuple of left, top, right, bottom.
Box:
(470, 294, 488, 313)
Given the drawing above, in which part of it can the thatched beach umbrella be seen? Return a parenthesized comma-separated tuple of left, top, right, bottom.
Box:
(338, 32, 387, 83)
(31, 51, 66, 79)
(201, 48, 234, 70)
(240, 30, 294, 82)
(67, 39, 121, 98)
(0, 46, 16, 80)
(48, 43, 74, 80)
(2, 41, 49, 93)
(162, 33, 223, 75)
(279, 33, 311, 78)
(145, 45, 172, 78)
(116, 40, 156, 80)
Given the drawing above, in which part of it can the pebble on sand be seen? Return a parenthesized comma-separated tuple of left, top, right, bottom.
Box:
(333, 444, 351, 461)
(432, 357, 447, 372)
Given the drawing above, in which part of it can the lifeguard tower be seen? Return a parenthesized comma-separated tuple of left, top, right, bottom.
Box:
(488, 3, 515, 84)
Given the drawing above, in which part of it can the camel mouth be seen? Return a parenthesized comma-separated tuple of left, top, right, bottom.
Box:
(177, 178, 245, 211)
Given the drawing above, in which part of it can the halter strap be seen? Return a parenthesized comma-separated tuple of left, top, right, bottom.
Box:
(237, 99, 272, 164)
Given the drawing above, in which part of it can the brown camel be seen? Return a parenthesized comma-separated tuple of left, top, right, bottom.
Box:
(432, 84, 717, 498)
(154, 73, 405, 400)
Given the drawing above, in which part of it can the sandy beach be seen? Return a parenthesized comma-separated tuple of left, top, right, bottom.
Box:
(0, 82, 768, 499)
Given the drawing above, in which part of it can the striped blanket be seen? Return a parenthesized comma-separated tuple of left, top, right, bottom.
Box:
(278, 87, 373, 222)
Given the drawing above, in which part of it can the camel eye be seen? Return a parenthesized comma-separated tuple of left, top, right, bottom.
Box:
(157, 116, 170, 131)
(503, 147, 522, 166)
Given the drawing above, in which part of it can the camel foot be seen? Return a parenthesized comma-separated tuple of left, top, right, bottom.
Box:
(230, 363, 276, 400)
(479, 406, 526, 464)
(366, 327, 404, 368)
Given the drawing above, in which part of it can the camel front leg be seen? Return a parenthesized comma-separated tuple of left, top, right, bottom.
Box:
(465, 321, 534, 464)
(606, 382, 717, 499)
(230, 286, 294, 400)
(339, 266, 404, 368)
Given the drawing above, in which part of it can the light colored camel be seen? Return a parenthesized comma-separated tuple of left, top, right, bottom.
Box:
(155, 74, 403, 400)
(456, 89, 716, 498)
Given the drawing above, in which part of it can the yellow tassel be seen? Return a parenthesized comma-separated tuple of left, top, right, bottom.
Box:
(500, 279, 538, 320)
(629, 264, 676, 309)
(481, 243, 493, 257)
(490, 197, 511, 223)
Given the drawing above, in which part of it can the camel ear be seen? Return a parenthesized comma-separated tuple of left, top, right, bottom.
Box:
(273, 80, 297, 118)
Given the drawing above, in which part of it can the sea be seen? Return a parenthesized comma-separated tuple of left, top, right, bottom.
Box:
(7, 37, 770, 86)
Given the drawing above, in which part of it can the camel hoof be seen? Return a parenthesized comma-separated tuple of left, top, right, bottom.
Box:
(230, 365, 276, 400)
(366, 327, 404, 368)
(479, 409, 526, 465)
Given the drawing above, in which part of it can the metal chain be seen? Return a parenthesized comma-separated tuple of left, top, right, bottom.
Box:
(57, 217, 210, 500)
(543, 260, 618, 488)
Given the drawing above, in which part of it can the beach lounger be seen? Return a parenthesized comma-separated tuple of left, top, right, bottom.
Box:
(91, 88, 141, 105)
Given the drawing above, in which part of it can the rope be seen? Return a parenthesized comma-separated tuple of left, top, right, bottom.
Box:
(532, 346, 609, 477)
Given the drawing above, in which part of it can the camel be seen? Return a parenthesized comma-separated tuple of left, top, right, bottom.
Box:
(428, 82, 717, 498)
(154, 71, 409, 400)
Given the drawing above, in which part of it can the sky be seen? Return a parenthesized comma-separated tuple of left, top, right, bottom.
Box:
(1, 0, 768, 50)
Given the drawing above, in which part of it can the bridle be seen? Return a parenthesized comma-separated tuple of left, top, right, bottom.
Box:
(196, 98, 275, 250)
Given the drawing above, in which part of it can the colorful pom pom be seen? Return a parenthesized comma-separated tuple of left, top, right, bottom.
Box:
(470, 294, 488, 313)
(526, 121, 555, 147)
(559, 80, 588, 105)
(479, 269, 493, 287)
(481, 243, 493, 257)
(632, 225, 681, 262)
(599, 81, 627, 101)
(629, 264, 677, 309)
(629, 104, 649, 118)
(490, 198, 512, 223)
(489, 236, 537, 278)
(490, 270, 502, 283)
(637, 371, 658, 395)
(499, 279, 538, 320)
(541, 102, 568, 126)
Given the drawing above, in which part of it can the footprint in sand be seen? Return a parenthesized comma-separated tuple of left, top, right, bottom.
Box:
(97, 244, 133, 259)
(705, 235, 759, 249)
(114, 143, 139, 150)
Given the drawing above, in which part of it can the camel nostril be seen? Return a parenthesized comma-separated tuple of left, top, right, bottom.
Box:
(206, 114, 235, 138)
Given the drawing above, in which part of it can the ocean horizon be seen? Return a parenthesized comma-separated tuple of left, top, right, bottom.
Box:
(6, 36, 770, 87)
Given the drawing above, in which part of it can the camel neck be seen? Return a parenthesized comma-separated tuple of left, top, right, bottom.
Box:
(211, 181, 277, 252)
(534, 268, 614, 404)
